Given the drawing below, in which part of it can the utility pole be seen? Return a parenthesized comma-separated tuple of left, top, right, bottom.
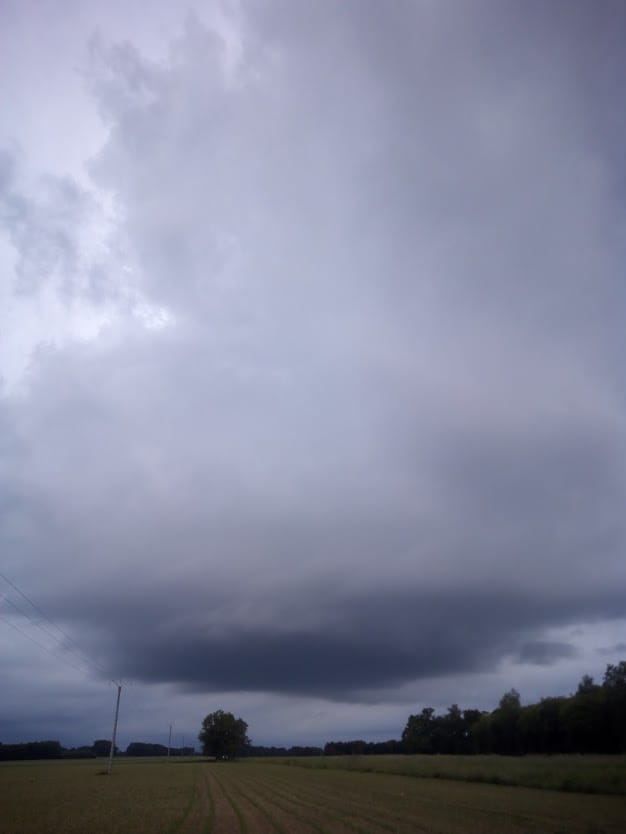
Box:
(107, 684, 122, 775)
(182, 734, 185, 756)
(168, 724, 172, 757)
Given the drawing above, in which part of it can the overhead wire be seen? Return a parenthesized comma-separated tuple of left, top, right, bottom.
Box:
(0, 571, 118, 684)
(0, 612, 94, 677)
(1, 593, 87, 659)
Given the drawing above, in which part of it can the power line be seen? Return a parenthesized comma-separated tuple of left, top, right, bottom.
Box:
(0, 572, 128, 773)
(0, 571, 117, 683)
(0, 592, 109, 678)
(0, 612, 93, 677)
(0, 571, 101, 664)
(1, 593, 92, 670)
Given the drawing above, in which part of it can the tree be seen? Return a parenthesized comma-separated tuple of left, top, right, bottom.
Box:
(199, 710, 250, 760)
(440, 704, 465, 753)
(402, 707, 437, 753)
(126, 742, 168, 757)
(92, 739, 118, 757)
(560, 685, 606, 753)
(498, 688, 521, 712)
(491, 689, 522, 754)
(603, 661, 626, 689)
(602, 662, 626, 752)
(577, 674, 596, 694)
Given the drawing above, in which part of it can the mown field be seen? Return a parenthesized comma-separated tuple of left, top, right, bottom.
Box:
(1, 756, 625, 834)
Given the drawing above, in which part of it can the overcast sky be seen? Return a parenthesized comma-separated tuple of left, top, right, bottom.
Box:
(2, 0, 626, 750)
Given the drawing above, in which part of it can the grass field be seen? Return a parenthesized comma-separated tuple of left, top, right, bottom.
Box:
(1, 756, 625, 834)
(270, 753, 626, 795)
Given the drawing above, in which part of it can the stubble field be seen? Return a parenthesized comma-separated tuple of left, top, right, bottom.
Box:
(2, 756, 626, 834)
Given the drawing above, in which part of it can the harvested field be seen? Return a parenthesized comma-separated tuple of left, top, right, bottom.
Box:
(1, 757, 625, 834)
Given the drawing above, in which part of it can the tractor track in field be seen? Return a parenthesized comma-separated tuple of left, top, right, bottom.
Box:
(280, 767, 557, 834)
(246, 767, 429, 833)
(209, 764, 314, 834)
(267, 768, 555, 834)
(165, 764, 202, 834)
(220, 770, 331, 834)
(216, 765, 318, 834)
(252, 765, 626, 834)
(239, 771, 376, 834)
(3, 758, 626, 834)
(205, 767, 248, 834)
(164, 763, 626, 834)
(174, 766, 216, 834)
(229, 774, 333, 834)
(202, 772, 217, 833)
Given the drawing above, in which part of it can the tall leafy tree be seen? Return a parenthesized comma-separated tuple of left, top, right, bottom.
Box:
(402, 661, 626, 755)
(199, 710, 250, 760)
(402, 707, 436, 753)
(603, 662, 626, 752)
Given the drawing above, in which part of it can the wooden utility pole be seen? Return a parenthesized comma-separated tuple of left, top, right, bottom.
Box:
(107, 684, 122, 775)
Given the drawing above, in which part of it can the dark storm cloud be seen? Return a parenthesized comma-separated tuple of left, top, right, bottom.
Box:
(517, 642, 579, 667)
(45, 581, 626, 698)
(598, 643, 626, 657)
(2, 0, 626, 735)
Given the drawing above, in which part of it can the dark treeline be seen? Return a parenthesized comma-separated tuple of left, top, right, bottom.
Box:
(243, 745, 323, 757)
(126, 742, 168, 756)
(3, 662, 625, 761)
(401, 661, 626, 756)
(0, 741, 96, 760)
(126, 742, 195, 756)
(322, 662, 626, 758)
(324, 739, 405, 755)
(0, 739, 194, 761)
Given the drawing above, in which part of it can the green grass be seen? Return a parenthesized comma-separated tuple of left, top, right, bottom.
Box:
(1, 756, 625, 833)
(266, 752, 626, 795)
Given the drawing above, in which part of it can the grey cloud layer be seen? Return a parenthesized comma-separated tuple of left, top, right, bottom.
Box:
(2, 1, 626, 708)
(58, 585, 625, 698)
(0, 151, 115, 302)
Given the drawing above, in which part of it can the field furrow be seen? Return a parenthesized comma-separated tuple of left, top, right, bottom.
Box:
(220, 769, 336, 834)
(239, 769, 390, 834)
(212, 767, 285, 834)
(244, 766, 426, 833)
(174, 766, 218, 834)
(202, 771, 216, 834)
(2, 757, 626, 834)
(233, 773, 340, 834)
(247, 763, 626, 834)
(205, 767, 247, 834)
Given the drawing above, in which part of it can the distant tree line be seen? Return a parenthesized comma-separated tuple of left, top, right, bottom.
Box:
(400, 662, 626, 756)
(0, 740, 108, 761)
(243, 745, 324, 757)
(4, 662, 625, 761)
(0, 739, 195, 761)
(321, 662, 626, 758)
(323, 739, 405, 756)
(0, 740, 68, 761)
(126, 742, 194, 757)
